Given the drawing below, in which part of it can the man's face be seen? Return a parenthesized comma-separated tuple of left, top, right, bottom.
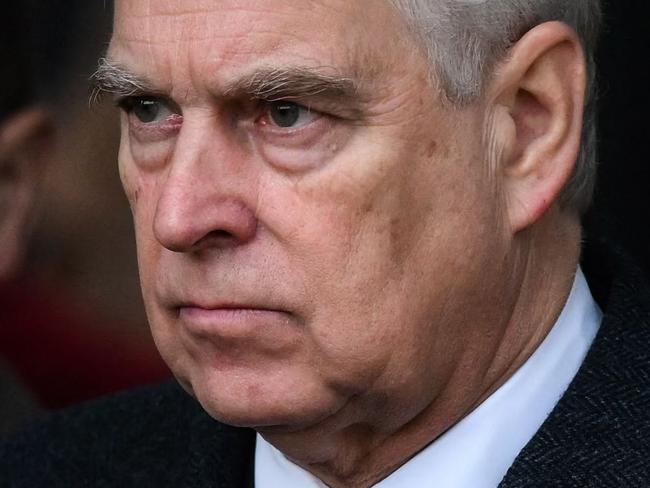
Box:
(111, 0, 508, 430)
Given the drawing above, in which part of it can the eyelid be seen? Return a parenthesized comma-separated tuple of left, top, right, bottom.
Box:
(115, 94, 145, 113)
(248, 90, 365, 122)
(257, 101, 321, 131)
(114, 94, 181, 115)
(262, 97, 324, 112)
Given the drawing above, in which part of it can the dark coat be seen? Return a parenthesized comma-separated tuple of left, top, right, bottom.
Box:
(2, 241, 649, 487)
(498, 240, 650, 487)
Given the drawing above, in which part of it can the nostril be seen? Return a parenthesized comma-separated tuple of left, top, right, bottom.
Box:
(193, 229, 239, 249)
(210, 230, 233, 239)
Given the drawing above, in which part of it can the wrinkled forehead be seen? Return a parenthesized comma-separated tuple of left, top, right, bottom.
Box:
(109, 0, 414, 90)
(113, 0, 316, 42)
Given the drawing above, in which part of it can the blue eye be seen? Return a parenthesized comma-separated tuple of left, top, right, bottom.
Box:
(119, 97, 175, 124)
(133, 99, 162, 123)
(267, 102, 317, 128)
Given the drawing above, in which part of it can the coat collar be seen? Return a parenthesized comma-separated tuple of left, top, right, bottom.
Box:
(500, 239, 650, 486)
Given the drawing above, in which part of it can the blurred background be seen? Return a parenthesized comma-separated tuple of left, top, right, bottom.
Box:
(0, 0, 170, 433)
(0, 0, 648, 433)
(586, 0, 650, 274)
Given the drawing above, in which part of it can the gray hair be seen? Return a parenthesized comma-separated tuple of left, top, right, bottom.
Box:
(390, 0, 602, 214)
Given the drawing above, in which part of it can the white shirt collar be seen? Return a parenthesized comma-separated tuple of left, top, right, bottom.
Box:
(255, 268, 602, 487)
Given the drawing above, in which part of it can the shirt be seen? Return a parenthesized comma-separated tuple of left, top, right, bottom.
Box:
(255, 268, 602, 487)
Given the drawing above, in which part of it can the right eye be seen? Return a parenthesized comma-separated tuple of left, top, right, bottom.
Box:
(118, 97, 177, 124)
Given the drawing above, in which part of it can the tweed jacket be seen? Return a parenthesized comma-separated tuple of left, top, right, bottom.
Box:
(1, 242, 649, 487)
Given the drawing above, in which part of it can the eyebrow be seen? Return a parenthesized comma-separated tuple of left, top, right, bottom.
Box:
(90, 57, 160, 104)
(223, 66, 360, 104)
(90, 58, 362, 106)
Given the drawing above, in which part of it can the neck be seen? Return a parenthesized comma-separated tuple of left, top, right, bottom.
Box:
(261, 210, 582, 488)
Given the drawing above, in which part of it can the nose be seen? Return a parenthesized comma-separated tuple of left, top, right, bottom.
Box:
(152, 127, 258, 253)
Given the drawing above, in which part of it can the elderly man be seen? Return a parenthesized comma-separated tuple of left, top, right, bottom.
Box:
(2, 1, 649, 487)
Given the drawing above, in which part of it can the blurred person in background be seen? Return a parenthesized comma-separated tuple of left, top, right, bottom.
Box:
(0, 5, 52, 433)
(0, 2, 170, 418)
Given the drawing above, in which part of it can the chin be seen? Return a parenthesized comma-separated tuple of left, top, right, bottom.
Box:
(184, 363, 345, 430)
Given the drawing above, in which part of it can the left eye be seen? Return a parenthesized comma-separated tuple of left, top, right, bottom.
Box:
(265, 102, 318, 129)
(119, 97, 176, 124)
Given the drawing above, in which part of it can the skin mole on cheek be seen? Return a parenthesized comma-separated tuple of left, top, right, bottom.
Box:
(388, 215, 412, 268)
(424, 140, 437, 158)
(361, 199, 375, 215)
(390, 216, 401, 242)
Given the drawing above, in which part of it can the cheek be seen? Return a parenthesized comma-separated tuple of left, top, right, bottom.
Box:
(118, 156, 162, 300)
(118, 133, 141, 205)
(118, 166, 139, 212)
(118, 164, 181, 369)
(264, 125, 493, 381)
(118, 131, 162, 235)
(255, 153, 427, 384)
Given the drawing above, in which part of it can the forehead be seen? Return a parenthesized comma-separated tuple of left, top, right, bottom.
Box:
(110, 0, 412, 90)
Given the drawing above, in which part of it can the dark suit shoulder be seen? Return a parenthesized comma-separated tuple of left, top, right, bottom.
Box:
(501, 250, 650, 487)
(0, 381, 254, 488)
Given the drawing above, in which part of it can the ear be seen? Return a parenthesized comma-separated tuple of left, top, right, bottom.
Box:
(0, 107, 53, 279)
(486, 21, 587, 233)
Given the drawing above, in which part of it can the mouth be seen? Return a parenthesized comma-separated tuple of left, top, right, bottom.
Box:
(175, 302, 295, 339)
(180, 304, 288, 320)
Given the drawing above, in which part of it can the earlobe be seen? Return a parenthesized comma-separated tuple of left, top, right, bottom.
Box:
(487, 22, 587, 233)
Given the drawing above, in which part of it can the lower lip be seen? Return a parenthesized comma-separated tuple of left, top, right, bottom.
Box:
(178, 307, 290, 337)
